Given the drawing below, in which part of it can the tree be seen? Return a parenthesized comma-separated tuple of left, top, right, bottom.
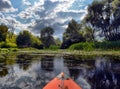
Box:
(85, 0, 120, 41)
(40, 27, 55, 48)
(31, 36, 43, 49)
(61, 19, 85, 49)
(16, 30, 33, 48)
(82, 26, 95, 42)
(0, 25, 8, 42)
(55, 38, 61, 46)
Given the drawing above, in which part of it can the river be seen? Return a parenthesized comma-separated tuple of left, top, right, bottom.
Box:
(0, 53, 120, 89)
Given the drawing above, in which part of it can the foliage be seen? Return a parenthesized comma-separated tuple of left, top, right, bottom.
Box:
(40, 27, 55, 48)
(94, 41, 120, 50)
(0, 25, 8, 42)
(4, 42, 17, 48)
(31, 36, 43, 49)
(0, 42, 6, 48)
(61, 19, 85, 49)
(16, 30, 33, 48)
(69, 42, 94, 51)
(0, 42, 17, 48)
(85, 0, 120, 41)
(16, 30, 43, 49)
(6, 32, 17, 43)
(55, 38, 61, 46)
(81, 26, 94, 42)
(49, 45, 60, 50)
(69, 41, 120, 51)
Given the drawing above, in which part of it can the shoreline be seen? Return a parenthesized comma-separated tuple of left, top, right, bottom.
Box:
(0, 48, 120, 56)
(17, 50, 120, 56)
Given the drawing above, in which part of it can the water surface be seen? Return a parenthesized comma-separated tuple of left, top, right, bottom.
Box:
(0, 54, 120, 89)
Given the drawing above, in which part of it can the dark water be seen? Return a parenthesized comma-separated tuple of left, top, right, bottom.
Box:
(0, 54, 120, 89)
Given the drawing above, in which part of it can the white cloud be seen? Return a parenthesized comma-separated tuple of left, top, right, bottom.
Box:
(0, 0, 93, 39)
(0, 0, 18, 12)
(22, 0, 31, 6)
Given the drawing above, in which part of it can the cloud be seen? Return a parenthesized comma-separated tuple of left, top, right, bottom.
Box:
(0, 0, 17, 12)
(30, 0, 86, 36)
(22, 0, 31, 6)
(0, 0, 93, 39)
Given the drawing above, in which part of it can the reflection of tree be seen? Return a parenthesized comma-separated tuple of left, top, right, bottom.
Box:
(0, 67, 8, 77)
(64, 56, 81, 80)
(69, 69, 80, 80)
(7, 65, 16, 82)
(89, 57, 120, 89)
(64, 56, 95, 80)
(17, 54, 32, 70)
(0, 53, 17, 78)
(41, 56, 54, 71)
(19, 62, 31, 71)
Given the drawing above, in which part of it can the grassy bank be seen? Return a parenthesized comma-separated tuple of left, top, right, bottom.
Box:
(15, 49, 120, 56)
(0, 48, 120, 56)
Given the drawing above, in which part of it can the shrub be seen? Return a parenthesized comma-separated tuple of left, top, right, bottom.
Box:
(94, 41, 120, 50)
(0, 42, 5, 48)
(69, 42, 94, 51)
(49, 45, 60, 50)
(0, 42, 17, 48)
(4, 42, 17, 48)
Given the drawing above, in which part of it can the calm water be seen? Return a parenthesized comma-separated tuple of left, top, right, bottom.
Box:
(0, 53, 120, 89)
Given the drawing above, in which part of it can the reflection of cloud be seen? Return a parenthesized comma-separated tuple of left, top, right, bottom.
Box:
(0, 0, 17, 12)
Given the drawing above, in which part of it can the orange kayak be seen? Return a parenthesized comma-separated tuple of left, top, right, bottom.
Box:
(43, 72, 82, 89)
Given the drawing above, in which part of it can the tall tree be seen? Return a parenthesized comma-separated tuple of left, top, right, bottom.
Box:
(55, 38, 61, 46)
(16, 30, 33, 48)
(0, 25, 8, 42)
(40, 27, 55, 48)
(82, 26, 95, 42)
(85, 0, 120, 41)
(61, 19, 85, 49)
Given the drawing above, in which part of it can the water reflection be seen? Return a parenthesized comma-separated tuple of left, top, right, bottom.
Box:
(41, 56, 54, 71)
(0, 67, 8, 77)
(89, 57, 120, 89)
(0, 54, 119, 89)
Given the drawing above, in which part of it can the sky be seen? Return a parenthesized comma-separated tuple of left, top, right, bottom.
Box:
(0, 0, 93, 39)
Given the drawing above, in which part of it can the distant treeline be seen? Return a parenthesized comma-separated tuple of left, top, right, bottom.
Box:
(0, 0, 120, 50)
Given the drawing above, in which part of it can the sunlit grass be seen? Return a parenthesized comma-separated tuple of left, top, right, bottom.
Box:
(0, 48, 120, 56)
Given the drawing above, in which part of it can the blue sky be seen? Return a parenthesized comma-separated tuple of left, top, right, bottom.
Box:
(0, 0, 93, 38)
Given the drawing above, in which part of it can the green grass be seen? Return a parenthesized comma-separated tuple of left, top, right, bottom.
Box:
(16, 49, 120, 56)
(0, 48, 120, 56)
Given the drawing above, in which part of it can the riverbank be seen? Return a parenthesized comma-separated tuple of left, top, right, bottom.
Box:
(0, 48, 120, 56)
(21, 50, 120, 56)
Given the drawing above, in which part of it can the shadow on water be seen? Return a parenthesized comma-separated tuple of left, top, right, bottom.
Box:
(88, 56, 120, 89)
(0, 53, 120, 89)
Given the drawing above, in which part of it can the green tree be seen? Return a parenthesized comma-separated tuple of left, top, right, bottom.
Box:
(61, 19, 85, 49)
(85, 0, 120, 41)
(16, 30, 33, 48)
(32, 36, 43, 49)
(0, 25, 8, 42)
(55, 38, 61, 46)
(40, 27, 55, 48)
(82, 26, 95, 42)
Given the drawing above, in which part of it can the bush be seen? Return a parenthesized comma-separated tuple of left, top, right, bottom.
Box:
(94, 41, 120, 50)
(0, 42, 5, 48)
(69, 42, 94, 51)
(31, 36, 43, 49)
(69, 42, 83, 50)
(83, 42, 94, 51)
(0, 42, 17, 48)
(4, 42, 17, 48)
(49, 45, 60, 50)
(16, 30, 33, 48)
